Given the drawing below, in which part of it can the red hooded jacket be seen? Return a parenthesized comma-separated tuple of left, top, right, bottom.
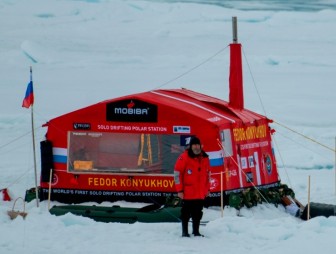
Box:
(174, 149, 211, 200)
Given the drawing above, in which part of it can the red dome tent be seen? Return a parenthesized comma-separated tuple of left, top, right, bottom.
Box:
(39, 18, 281, 206)
(40, 87, 279, 205)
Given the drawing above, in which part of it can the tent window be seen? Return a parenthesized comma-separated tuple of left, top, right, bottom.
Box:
(220, 129, 233, 157)
(67, 131, 183, 175)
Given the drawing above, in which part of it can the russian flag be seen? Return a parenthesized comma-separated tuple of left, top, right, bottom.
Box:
(22, 81, 34, 108)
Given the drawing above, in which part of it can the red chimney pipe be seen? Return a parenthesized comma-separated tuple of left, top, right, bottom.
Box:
(228, 17, 244, 110)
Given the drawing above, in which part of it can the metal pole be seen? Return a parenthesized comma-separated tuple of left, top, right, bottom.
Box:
(48, 169, 52, 210)
(335, 137, 336, 195)
(30, 66, 39, 207)
(307, 175, 311, 220)
(221, 171, 224, 217)
(232, 16, 238, 43)
(31, 104, 39, 207)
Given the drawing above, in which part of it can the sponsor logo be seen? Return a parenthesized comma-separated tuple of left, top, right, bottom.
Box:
(265, 154, 272, 174)
(173, 126, 191, 134)
(228, 169, 237, 177)
(210, 177, 218, 190)
(106, 99, 157, 122)
(73, 123, 91, 130)
(180, 135, 195, 146)
(114, 100, 149, 115)
(248, 155, 255, 168)
(240, 157, 248, 169)
(51, 174, 58, 186)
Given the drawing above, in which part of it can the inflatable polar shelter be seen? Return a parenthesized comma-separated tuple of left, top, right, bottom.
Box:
(40, 87, 280, 206)
(39, 24, 280, 206)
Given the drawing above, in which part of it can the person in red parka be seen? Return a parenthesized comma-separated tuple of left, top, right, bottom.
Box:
(174, 136, 210, 237)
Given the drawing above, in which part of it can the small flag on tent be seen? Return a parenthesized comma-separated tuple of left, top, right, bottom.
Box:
(22, 80, 34, 108)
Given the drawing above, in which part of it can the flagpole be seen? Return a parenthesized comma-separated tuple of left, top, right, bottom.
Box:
(30, 66, 39, 207)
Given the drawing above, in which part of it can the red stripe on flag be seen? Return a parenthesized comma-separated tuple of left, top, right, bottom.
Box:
(22, 81, 34, 108)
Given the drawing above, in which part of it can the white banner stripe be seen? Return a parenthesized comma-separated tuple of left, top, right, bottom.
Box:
(53, 147, 67, 156)
(207, 150, 224, 159)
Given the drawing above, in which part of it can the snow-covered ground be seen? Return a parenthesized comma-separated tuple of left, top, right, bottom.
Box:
(1, 1, 336, 253)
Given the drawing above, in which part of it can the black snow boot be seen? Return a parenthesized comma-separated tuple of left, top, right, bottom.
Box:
(192, 220, 204, 237)
(182, 219, 190, 237)
(192, 210, 204, 237)
(182, 231, 190, 237)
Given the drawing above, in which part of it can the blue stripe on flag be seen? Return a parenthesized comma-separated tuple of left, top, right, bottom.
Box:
(210, 157, 224, 167)
(53, 155, 67, 164)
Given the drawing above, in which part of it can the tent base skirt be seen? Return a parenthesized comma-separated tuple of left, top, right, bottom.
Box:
(49, 203, 182, 223)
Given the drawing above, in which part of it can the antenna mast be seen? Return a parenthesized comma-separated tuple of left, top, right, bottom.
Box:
(232, 16, 238, 43)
